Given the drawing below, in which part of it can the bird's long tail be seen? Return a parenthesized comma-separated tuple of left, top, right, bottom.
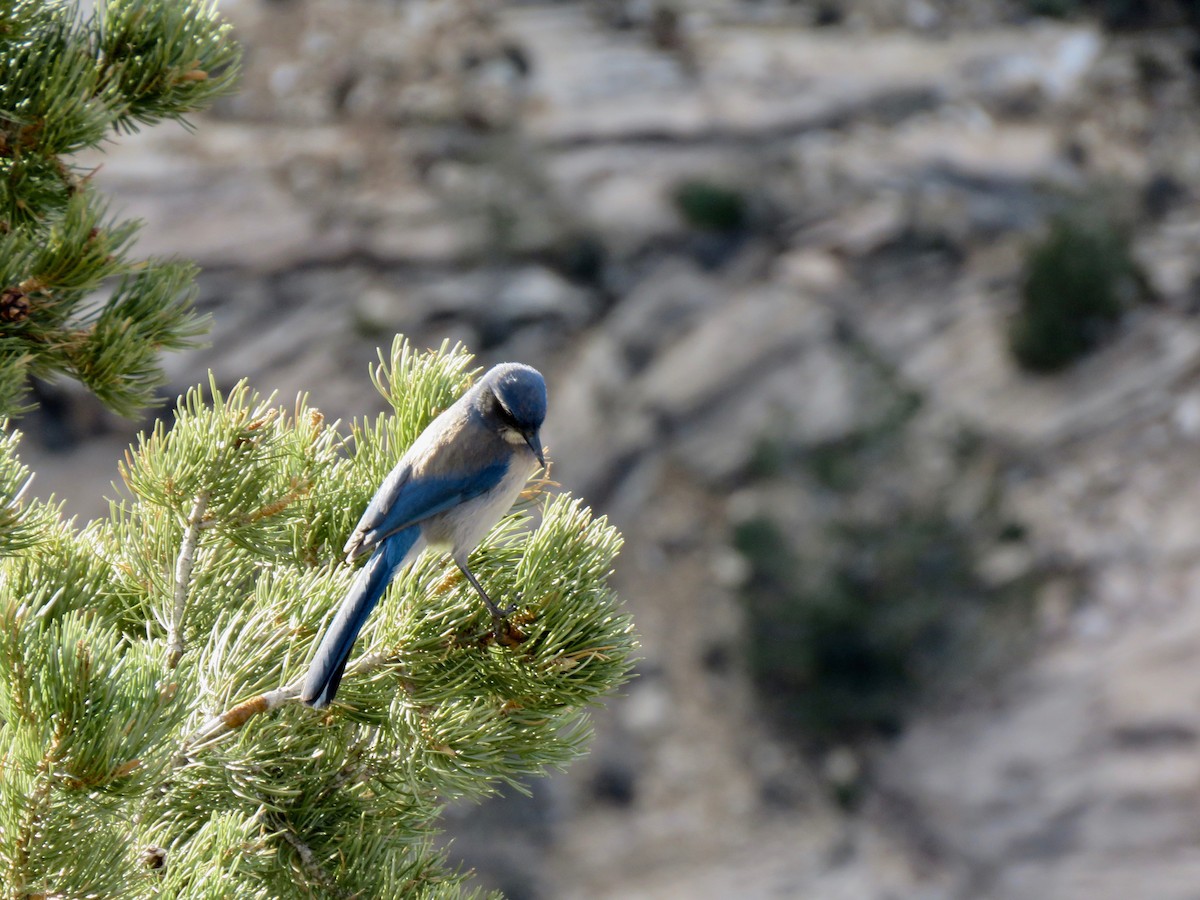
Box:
(300, 527, 420, 708)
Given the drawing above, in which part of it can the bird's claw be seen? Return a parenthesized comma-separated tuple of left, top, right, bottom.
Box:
(481, 593, 517, 620)
(490, 612, 528, 647)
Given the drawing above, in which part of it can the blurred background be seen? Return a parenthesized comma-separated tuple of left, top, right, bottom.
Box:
(24, 0, 1200, 896)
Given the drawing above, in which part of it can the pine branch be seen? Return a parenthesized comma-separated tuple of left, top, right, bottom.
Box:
(0, 0, 240, 418)
(166, 489, 208, 668)
(8, 718, 69, 897)
(278, 827, 345, 899)
(1, 338, 635, 895)
(95, 0, 241, 133)
(0, 424, 58, 555)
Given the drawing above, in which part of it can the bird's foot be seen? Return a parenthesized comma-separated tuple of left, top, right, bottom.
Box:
(475, 598, 530, 647)
(490, 612, 528, 647)
(481, 594, 517, 620)
(489, 604, 514, 641)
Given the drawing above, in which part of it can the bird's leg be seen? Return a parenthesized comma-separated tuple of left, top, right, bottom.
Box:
(455, 561, 516, 629)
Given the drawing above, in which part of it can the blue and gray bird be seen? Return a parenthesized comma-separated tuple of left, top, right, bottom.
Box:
(300, 362, 547, 709)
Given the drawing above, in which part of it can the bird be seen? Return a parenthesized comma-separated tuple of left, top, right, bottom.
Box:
(300, 362, 547, 709)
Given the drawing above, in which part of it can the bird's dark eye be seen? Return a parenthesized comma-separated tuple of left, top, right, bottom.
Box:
(492, 395, 520, 429)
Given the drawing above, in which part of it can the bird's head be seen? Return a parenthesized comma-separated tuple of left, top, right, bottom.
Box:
(478, 363, 547, 466)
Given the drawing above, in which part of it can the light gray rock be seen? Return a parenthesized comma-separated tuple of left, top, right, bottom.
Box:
(514, 7, 1101, 142)
(881, 596, 1200, 900)
(493, 266, 593, 324)
(633, 286, 882, 481)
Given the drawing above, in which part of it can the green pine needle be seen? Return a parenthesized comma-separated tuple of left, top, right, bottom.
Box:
(0, 424, 60, 553)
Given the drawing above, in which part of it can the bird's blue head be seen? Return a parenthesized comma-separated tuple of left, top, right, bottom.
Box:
(478, 363, 547, 466)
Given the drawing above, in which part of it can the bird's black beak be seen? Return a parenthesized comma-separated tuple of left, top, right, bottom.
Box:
(525, 432, 545, 468)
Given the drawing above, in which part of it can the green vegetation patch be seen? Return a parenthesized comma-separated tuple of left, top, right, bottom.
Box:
(1009, 214, 1146, 373)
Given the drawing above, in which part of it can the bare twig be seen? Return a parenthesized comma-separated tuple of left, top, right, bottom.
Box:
(178, 652, 387, 754)
(167, 490, 209, 669)
(9, 719, 68, 892)
(279, 828, 346, 898)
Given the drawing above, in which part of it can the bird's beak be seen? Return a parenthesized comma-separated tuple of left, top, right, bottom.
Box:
(526, 432, 545, 468)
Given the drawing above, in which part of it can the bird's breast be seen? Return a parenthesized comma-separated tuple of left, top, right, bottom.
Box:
(421, 455, 537, 556)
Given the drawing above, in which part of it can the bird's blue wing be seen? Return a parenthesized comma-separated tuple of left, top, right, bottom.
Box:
(348, 459, 509, 557)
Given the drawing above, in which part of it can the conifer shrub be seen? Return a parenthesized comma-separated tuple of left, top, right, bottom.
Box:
(1009, 214, 1145, 373)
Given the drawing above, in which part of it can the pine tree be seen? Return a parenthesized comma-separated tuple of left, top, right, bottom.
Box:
(0, 0, 239, 417)
(0, 2, 635, 896)
(1, 337, 635, 896)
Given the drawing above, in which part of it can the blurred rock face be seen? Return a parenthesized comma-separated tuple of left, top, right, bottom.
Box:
(33, 1, 1200, 897)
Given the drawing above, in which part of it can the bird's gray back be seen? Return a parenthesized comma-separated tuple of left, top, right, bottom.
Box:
(343, 385, 510, 559)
